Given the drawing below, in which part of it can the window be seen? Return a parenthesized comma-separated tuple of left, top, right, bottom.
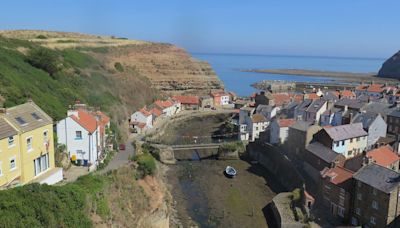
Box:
(357, 193, 362, 200)
(356, 137, 360, 142)
(15, 117, 27, 125)
(356, 208, 361, 215)
(75, 131, 82, 139)
(10, 157, 16, 170)
(43, 130, 48, 143)
(34, 153, 49, 176)
(27, 137, 33, 151)
(348, 151, 352, 156)
(370, 216, 376, 225)
(336, 141, 340, 147)
(31, 112, 42, 121)
(372, 201, 378, 209)
(350, 138, 353, 143)
(373, 188, 377, 195)
(342, 140, 345, 146)
(8, 136, 14, 147)
(338, 206, 345, 218)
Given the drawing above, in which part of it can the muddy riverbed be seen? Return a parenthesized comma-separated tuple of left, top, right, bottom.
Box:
(167, 156, 285, 227)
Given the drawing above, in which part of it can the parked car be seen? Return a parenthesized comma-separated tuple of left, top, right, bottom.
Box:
(119, 144, 126, 151)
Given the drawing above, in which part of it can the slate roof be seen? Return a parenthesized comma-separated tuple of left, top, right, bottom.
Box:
(335, 98, 367, 110)
(388, 109, 400, 118)
(0, 118, 18, 140)
(324, 123, 367, 141)
(306, 99, 326, 113)
(352, 113, 379, 130)
(306, 142, 342, 163)
(353, 163, 400, 194)
(297, 99, 312, 111)
(4, 101, 52, 132)
(290, 120, 313, 131)
(322, 91, 339, 101)
(362, 101, 396, 117)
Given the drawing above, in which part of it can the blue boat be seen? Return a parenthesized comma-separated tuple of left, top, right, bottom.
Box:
(225, 166, 237, 177)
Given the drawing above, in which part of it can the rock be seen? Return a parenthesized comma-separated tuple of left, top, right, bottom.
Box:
(378, 50, 400, 79)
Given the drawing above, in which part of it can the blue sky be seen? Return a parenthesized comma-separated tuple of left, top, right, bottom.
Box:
(0, 0, 399, 58)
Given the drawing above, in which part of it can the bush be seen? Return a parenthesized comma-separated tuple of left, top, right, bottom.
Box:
(36, 35, 47, 39)
(25, 47, 59, 76)
(114, 62, 124, 72)
(219, 141, 245, 153)
(135, 152, 156, 178)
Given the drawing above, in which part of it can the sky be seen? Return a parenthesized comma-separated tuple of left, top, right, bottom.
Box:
(0, 0, 399, 58)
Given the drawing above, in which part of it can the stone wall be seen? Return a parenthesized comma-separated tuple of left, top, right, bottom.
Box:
(248, 142, 304, 191)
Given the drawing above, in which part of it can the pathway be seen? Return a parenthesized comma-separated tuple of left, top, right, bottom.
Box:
(98, 134, 136, 175)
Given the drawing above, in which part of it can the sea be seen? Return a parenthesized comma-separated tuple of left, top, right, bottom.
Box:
(192, 53, 386, 96)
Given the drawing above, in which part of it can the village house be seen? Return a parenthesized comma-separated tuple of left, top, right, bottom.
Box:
(130, 108, 153, 133)
(57, 109, 101, 168)
(255, 104, 277, 120)
(294, 99, 312, 121)
(304, 99, 328, 124)
(211, 90, 230, 107)
(351, 164, 400, 227)
(173, 95, 199, 110)
(387, 104, 400, 136)
(287, 121, 321, 158)
(199, 96, 214, 109)
(352, 113, 387, 149)
(315, 123, 368, 158)
(269, 118, 296, 145)
(249, 114, 269, 141)
(238, 106, 255, 141)
(93, 111, 111, 151)
(0, 101, 62, 188)
(154, 99, 181, 117)
(281, 101, 298, 119)
(320, 165, 354, 223)
(340, 90, 356, 99)
(254, 91, 275, 107)
(303, 142, 346, 182)
(355, 84, 385, 98)
(320, 108, 343, 127)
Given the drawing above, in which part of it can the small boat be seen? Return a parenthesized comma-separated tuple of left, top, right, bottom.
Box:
(225, 166, 237, 177)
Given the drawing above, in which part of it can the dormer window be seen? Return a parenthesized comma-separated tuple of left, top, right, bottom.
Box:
(31, 112, 42, 121)
(15, 117, 27, 126)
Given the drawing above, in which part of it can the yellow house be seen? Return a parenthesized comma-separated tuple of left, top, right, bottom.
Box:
(0, 117, 21, 188)
(0, 101, 62, 188)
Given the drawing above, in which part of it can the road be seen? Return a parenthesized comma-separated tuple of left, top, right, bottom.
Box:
(98, 134, 135, 175)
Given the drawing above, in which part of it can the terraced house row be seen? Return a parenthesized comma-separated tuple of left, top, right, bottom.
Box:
(0, 101, 62, 189)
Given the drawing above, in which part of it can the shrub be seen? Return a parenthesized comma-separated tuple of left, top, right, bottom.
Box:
(135, 152, 156, 178)
(114, 62, 124, 72)
(219, 141, 245, 153)
(25, 47, 59, 76)
(36, 35, 47, 39)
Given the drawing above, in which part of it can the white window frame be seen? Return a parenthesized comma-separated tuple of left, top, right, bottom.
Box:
(26, 136, 33, 152)
(370, 216, 376, 225)
(372, 200, 378, 210)
(75, 131, 82, 140)
(9, 156, 16, 171)
(373, 188, 377, 195)
(8, 136, 15, 147)
(338, 206, 345, 218)
(356, 207, 361, 215)
(357, 193, 362, 200)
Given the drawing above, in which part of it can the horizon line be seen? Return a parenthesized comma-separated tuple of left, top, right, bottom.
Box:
(190, 51, 386, 61)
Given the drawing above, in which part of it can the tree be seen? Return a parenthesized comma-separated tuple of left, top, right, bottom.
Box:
(26, 47, 59, 76)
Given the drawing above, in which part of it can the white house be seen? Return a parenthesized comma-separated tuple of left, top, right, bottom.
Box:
(270, 118, 296, 144)
(211, 91, 230, 106)
(238, 107, 255, 141)
(154, 100, 181, 117)
(57, 109, 101, 168)
(131, 108, 153, 133)
(250, 114, 269, 141)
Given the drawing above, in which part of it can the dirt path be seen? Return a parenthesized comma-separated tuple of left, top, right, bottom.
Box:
(167, 157, 283, 227)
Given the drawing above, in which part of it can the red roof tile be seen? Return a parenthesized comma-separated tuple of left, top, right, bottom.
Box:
(173, 95, 199, 105)
(305, 93, 319, 100)
(367, 145, 399, 167)
(340, 90, 355, 98)
(278, 119, 296, 127)
(70, 110, 98, 133)
(321, 166, 354, 185)
(273, 93, 290, 106)
(150, 108, 162, 117)
(139, 108, 152, 117)
(154, 100, 175, 109)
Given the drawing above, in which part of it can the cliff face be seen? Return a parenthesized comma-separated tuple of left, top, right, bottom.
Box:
(97, 44, 223, 95)
(378, 50, 400, 79)
(0, 30, 224, 95)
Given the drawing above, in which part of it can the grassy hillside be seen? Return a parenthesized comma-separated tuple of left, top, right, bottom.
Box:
(0, 36, 158, 122)
(0, 166, 151, 227)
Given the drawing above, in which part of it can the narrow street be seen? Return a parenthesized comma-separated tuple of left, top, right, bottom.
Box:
(98, 134, 136, 175)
